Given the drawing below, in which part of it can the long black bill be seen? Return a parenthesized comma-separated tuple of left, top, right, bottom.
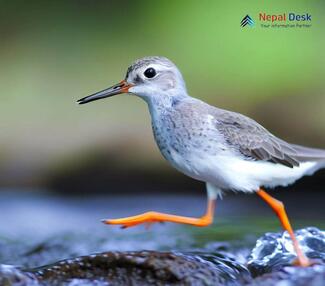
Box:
(77, 80, 132, 105)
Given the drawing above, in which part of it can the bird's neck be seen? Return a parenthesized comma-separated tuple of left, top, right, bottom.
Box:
(146, 92, 188, 118)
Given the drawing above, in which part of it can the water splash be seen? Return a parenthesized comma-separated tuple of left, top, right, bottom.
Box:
(248, 227, 325, 276)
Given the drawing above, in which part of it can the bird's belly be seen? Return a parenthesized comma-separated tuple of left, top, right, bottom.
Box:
(160, 147, 239, 189)
(154, 128, 252, 189)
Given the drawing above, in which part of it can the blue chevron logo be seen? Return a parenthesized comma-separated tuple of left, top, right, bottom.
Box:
(241, 15, 255, 27)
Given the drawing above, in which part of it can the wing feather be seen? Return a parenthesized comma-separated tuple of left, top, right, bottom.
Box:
(214, 110, 300, 168)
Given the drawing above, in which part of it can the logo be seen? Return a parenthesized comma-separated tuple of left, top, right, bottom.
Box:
(259, 12, 312, 28)
(241, 15, 254, 27)
(240, 13, 312, 29)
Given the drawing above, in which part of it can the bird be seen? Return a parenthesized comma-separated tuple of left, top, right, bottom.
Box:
(78, 56, 325, 267)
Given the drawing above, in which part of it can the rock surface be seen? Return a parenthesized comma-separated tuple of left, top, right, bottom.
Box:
(0, 265, 38, 286)
(0, 251, 250, 286)
(246, 265, 325, 286)
(33, 251, 250, 286)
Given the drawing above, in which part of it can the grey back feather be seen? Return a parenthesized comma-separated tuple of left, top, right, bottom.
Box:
(214, 110, 302, 167)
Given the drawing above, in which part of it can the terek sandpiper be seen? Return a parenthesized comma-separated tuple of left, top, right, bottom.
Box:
(78, 56, 325, 266)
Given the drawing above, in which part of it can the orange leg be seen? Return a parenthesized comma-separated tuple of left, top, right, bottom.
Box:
(102, 199, 216, 228)
(257, 189, 310, 267)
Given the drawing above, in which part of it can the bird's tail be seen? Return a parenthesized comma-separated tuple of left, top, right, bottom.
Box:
(292, 144, 325, 175)
(292, 144, 325, 162)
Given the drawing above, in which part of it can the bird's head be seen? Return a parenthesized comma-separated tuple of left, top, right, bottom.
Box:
(77, 56, 187, 106)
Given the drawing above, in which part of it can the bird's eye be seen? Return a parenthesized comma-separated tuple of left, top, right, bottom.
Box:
(144, 68, 156, 78)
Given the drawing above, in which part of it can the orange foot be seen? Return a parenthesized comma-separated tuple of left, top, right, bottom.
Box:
(102, 199, 215, 229)
(292, 257, 314, 267)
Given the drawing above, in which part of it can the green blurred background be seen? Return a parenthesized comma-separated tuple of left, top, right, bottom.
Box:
(0, 0, 324, 193)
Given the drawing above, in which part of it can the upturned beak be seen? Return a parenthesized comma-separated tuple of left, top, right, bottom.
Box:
(77, 80, 133, 105)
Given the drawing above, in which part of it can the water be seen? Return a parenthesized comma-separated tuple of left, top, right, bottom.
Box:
(0, 190, 324, 285)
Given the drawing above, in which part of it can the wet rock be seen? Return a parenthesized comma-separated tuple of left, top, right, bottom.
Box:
(31, 251, 250, 286)
(248, 227, 325, 276)
(0, 265, 38, 286)
(246, 264, 325, 286)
